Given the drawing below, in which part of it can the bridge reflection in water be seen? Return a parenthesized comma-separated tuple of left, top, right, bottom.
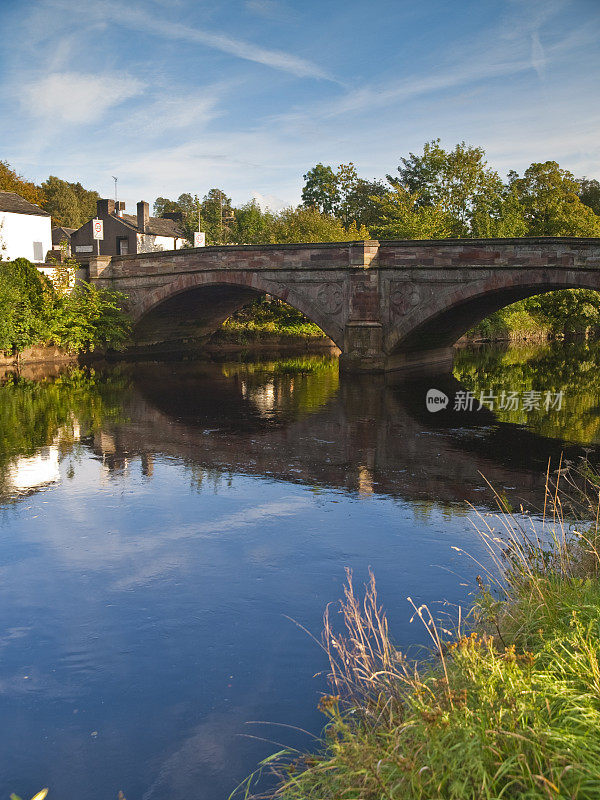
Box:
(89, 348, 596, 514)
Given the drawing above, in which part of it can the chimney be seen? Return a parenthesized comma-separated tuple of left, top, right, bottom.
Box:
(115, 201, 125, 217)
(137, 201, 149, 233)
(97, 198, 115, 217)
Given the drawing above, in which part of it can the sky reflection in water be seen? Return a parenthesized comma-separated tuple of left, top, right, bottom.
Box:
(1, 342, 599, 799)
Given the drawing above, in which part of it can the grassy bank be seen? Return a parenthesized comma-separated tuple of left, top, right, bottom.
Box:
(253, 467, 600, 800)
(213, 297, 330, 346)
(215, 318, 327, 342)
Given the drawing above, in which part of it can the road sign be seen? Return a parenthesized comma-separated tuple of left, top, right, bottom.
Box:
(193, 231, 206, 248)
(92, 219, 104, 240)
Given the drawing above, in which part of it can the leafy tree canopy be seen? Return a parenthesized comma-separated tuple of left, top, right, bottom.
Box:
(0, 161, 45, 207)
(301, 163, 340, 215)
(579, 178, 600, 217)
(269, 206, 369, 243)
(509, 162, 600, 236)
(41, 176, 99, 228)
(389, 139, 511, 237)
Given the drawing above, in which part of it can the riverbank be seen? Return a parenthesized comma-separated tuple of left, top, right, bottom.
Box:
(266, 470, 600, 800)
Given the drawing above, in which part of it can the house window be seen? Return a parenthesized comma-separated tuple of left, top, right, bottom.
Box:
(117, 237, 129, 255)
(33, 241, 44, 262)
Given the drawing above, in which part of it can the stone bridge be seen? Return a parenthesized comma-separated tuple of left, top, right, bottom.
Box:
(86, 237, 600, 372)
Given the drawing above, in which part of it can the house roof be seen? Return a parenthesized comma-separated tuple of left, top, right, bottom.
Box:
(120, 213, 184, 238)
(0, 191, 50, 216)
(52, 226, 76, 244)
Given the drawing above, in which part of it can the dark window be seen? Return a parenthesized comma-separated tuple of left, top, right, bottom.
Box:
(117, 237, 129, 255)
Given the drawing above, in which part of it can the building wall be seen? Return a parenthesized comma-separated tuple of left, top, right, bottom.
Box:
(0, 211, 52, 262)
(137, 234, 185, 253)
(71, 216, 137, 257)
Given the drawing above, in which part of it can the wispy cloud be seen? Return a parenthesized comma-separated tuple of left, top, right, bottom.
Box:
(48, 0, 333, 80)
(22, 71, 144, 124)
(110, 86, 229, 138)
(530, 31, 547, 80)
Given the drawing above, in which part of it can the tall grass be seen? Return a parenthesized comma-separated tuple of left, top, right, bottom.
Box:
(254, 463, 600, 799)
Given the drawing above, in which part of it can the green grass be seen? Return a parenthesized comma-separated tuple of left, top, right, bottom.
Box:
(217, 318, 327, 341)
(247, 466, 600, 800)
(213, 298, 329, 343)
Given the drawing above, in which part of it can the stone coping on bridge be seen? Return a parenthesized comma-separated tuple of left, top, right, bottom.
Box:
(79, 236, 600, 262)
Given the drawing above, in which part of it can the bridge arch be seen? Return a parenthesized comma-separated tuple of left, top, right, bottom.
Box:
(129, 270, 344, 351)
(386, 270, 600, 355)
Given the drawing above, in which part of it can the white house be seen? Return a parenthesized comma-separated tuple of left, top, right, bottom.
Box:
(0, 191, 52, 263)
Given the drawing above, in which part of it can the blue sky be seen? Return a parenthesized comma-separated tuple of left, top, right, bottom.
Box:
(1, 0, 599, 211)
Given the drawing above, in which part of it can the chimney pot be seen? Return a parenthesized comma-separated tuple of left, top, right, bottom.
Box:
(137, 201, 150, 233)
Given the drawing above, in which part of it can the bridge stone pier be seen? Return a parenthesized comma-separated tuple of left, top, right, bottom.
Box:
(86, 237, 600, 373)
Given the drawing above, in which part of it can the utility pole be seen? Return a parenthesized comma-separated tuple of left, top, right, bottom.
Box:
(219, 191, 223, 245)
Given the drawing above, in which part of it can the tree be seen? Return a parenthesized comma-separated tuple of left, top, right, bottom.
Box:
(509, 162, 600, 236)
(579, 178, 600, 216)
(201, 188, 234, 244)
(524, 289, 600, 336)
(269, 206, 369, 243)
(389, 139, 510, 237)
(70, 181, 99, 224)
(0, 161, 45, 206)
(40, 176, 99, 228)
(48, 283, 131, 353)
(40, 177, 79, 227)
(341, 177, 388, 232)
(301, 164, 340, 215)
(371, 186, 453, 239)
(154, 193, 201, 242)
(0, 258, 51, 352)
(231, 200, 274, 244)
(470, 186, 527, 238)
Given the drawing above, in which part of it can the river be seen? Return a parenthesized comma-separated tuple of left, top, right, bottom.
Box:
(1, 340, 599, 799)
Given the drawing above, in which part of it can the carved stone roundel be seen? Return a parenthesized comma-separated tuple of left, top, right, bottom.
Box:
(317, 282, 343, 315)
(391, 285, 420, 316)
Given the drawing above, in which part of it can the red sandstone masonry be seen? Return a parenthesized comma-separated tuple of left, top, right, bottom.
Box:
(86, 238, 600, 371)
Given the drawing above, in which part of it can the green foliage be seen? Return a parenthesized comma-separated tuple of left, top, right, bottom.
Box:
(301, 162, 387, 229)
(371, 184, 453, 239)
(388, 139, 521, 238)
(509, 162, 600, 236)
(268, 206, 370, 243)
(231, 200, 275, 244)
(579, 178, 600, 216)
(219, 297, 326, 341)
(525, 289, 600, 334)
(154, 189, 234, 245)
(201, 188, 235, 244)
(0, 160, 45, 206)
(40, 176, 99, 228)
(47, 283, 132, 353)
(301, 163, 340, 215)
(0, 258, 131, 354)
(0, 258, 52, 351)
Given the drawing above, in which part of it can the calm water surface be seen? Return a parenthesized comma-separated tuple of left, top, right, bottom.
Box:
(1, 341, 600, 799)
